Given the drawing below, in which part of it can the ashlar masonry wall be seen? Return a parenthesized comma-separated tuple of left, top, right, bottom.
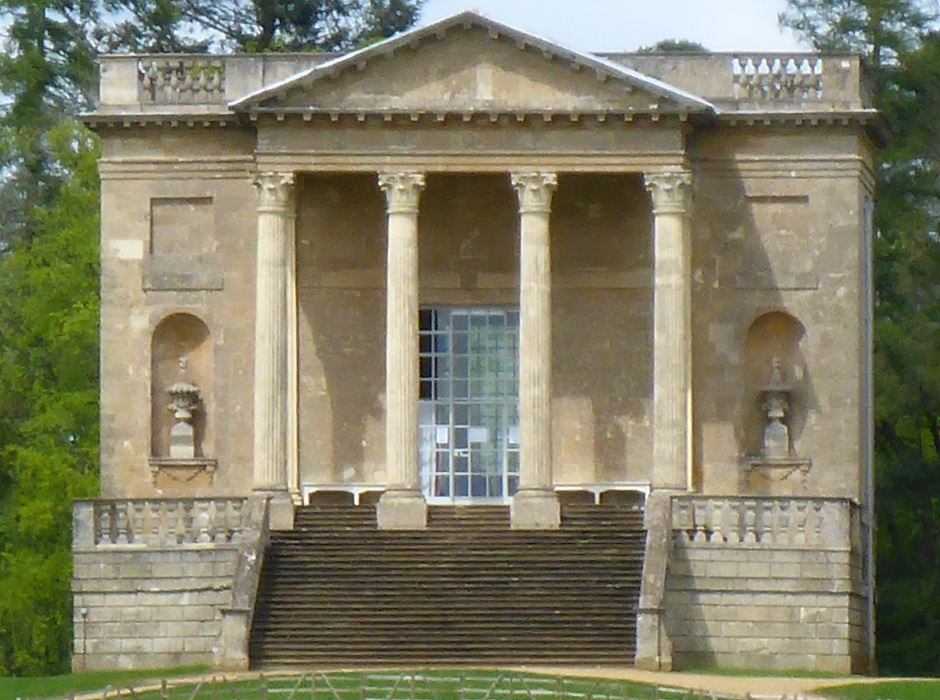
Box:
(72, 499, 247, 671)
(663, 497, 869, 674)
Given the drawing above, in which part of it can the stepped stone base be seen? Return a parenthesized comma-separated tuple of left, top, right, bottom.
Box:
(376, 489, 428, 530)
(249, 503, 645, 666)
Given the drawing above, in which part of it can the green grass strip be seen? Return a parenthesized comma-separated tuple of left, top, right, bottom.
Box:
(0, 666, 207, 700)
(817, 680, 940, 700)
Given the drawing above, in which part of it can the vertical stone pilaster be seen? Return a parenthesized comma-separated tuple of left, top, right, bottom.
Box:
(252, 172, 295, 529)
(644, 168, 693, 491)
(376, 172, 428, 530)
(510, 172, 560, 530)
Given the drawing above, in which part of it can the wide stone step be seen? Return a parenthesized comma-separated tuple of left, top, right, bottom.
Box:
(250, 504, 646, 668)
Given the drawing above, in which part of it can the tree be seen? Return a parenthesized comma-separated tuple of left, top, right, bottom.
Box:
(0, 122, 100, 676)
(0, 0, 100, 247)
(783, 0, 940, 674)
(637, 39, 709, 53)
(780, 0, 935, 70)
(104, 0, 425, 53)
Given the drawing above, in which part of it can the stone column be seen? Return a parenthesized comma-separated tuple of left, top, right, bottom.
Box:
(252, 172, 295, 530)
(376, 172, 428, 530)
(644, 168, 693, 491)
(510, 172, 560, 530)
(286, 188, 300, 504)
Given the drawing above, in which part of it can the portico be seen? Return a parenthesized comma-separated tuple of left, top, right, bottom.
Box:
(248, 161, 693, 530)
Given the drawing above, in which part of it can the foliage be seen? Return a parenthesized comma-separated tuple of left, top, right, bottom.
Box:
(0, 121, 101, 676)
(779, 0, 936, 69)
(104, 0, 425, 53)
(784, 0, 940, 676)
(637, 38, 709, 53)
(0, 0, 101, 246)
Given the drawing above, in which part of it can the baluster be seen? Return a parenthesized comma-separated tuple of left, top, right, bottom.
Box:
(776, 500, 790, 545)
(693, 500, 708, 542)
(708, 500, 724, 543)
(792, 500, 808, 544)
(757, 500, 773, 544)
(165, 501, 179, 544)
(742, 500, 757, 544)
(96, 504, 111, 545)
(130, 501, 145, 545)
(674, 499, 689, 543)
(114, 502, 129, 545)
(195, 500, 212, 543)
(178, 500, 192, 543)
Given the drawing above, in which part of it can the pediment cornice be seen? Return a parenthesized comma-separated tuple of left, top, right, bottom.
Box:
(230, 10, 715, 117)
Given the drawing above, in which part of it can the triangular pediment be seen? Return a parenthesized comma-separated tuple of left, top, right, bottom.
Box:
(232, 11, 713, 116)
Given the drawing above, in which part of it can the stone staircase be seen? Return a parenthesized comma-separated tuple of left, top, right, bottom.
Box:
(248, 503, 646, 666)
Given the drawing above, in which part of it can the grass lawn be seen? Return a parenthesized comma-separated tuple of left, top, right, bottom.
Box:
(818, 680, 940, 700)
(0, 666, 205, 699)
(678, 666, 843, 679)
(0, 670, 700, 700)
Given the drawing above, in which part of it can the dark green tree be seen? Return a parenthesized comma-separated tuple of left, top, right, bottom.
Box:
(637, 39, 709, 53)
(0, 0, 100, 247)
(0, 121, 100, 676)
(136, 0, 426, 53)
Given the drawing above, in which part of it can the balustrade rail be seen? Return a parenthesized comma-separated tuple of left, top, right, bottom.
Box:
(731, 55, 824, 100)
(94, 51, 867, 111)
(138, 57, 226, 104)
(671, 496, 860, 548)
(87, 498, 248, 547)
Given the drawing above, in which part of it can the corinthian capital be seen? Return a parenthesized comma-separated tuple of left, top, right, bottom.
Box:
(378, 172, 426, 214)
(644, 168, 692, 215)
(255, 172, 295, 212)
(511, 172, 558, 214)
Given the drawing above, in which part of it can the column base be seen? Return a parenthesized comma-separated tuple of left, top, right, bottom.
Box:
(511, 489, 560, 530)
(254, 489, 295, 531)
(376, 489, 427, 530)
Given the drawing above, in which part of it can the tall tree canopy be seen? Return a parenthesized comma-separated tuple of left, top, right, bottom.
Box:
(104, 0, 424, 53)
(783, 0, 940, 674)
(0, 0, 423, 675)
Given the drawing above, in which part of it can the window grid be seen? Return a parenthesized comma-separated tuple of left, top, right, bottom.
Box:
(419, 308, 520, 502)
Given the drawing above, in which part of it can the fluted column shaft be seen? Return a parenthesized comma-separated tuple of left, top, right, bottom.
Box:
(513, 172, 557, 489)
(252, 172, 294, 494)
(510, 172, 560, 529)
(645, 169, 693, 490)
(376, 173, 428, 530)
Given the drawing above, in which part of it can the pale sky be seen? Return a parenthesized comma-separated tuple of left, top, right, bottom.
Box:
(418, 0, 806, 53)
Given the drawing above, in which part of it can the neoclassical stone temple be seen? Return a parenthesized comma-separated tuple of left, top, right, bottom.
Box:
(73, 10, 877, 674)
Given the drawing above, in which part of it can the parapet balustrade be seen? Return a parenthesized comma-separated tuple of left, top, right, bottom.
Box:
(731, 55, 824, 101)
(88, 498, 247, 547)
(92, 50, 864, 111)
(138, 57, 226, 104)
(671, 496, 860, 549)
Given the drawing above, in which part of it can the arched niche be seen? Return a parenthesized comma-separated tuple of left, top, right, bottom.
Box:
(150, 313, 213, 462)
(743, 311, 808, 460)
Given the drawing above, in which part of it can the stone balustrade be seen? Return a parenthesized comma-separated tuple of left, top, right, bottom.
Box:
(96, 52, 870, 113)
(138, 57, 226, 104)
(671, 496, 860, 549)
(75, 498, 248, 548)
(731, 55, 824, 100)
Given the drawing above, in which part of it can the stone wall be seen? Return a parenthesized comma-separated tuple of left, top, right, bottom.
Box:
(663, 497, 869, 674)
(71, 499, 247, 671)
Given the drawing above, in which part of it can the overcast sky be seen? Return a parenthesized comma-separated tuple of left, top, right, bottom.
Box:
(418, 0, 806, 53)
